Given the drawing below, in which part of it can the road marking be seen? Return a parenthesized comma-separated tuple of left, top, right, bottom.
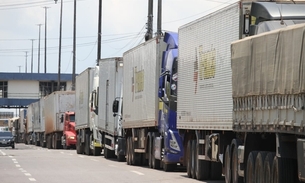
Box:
(21, 170, 27, 173)
(12, 159, 16, 161)
(91, 159, 99, 162)
(9, 156, 13, 158)
(108, 164, 117, 167)
(29, 178, 36, 181)
(1, 152, 6, 156)
(24, 173, 31, 176)
(19, 168, 23, 170)
(78, 156, 84, 158)
(131, 170, 144, 175)
(68, 153, 73, 155)
(60, 152, 64, 154)
(13, 161, 18, 163)
(16, 164, 21, 167)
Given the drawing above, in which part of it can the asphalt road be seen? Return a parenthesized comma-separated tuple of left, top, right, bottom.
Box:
(0, 144, 225, 183)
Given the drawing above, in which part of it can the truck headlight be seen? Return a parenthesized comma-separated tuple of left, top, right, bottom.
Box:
(68, 136, 75, 140)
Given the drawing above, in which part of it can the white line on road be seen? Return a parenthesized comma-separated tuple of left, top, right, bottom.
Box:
(108, 164, 117, 167)
(16, 164, 21, 167)
(131, 170, 144, 175)
(78, 156, 84, 158)
(12, 159, 16, 161)
(29, 178, 36, 181)
(21, 170, 27, 173)
(91, 159, 99, 162)
(1, 152, 6, 156)
(13, 161, 18, 163)
(60, 152, 64, 154)
(8, 155, 13, 158)
(24, 173, 31, 176)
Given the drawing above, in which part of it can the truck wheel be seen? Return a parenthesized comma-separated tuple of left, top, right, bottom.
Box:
(152, 137, 160, 169)
(232, 144, 243, 183)
(148, 136, 152, 168)
(117, 154, 125, 162)
(187, 140, 192, 178)
(191, 140, 197, 179)
(163, 163, 176, 172)
(271, 156, 297, 183)
(254, 152, 267, 183)
(76, 135, 81, 154)
(84, 133, 91, 155)
(224, 145, 231, 183)
(246, 151, 258, 183)
(263, 152, 275, 183)
(126, 137, 131, 165)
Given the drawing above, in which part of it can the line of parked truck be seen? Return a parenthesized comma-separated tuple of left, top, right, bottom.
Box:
(17, 0, 305, 182)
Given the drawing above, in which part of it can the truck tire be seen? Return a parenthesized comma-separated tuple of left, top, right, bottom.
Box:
(191, 140, 197, 179)
(196, 140, 210, 180)
(232, 144, 243, 183)
(187, 140, 192, 178)
(271, 156, 298, 183)
(152, 137, 160, 169)
(224, 145, 231, 183)
(84, 133, 91, 155)
(148, 136, 152, 168)
(263, 152, 275, 183)
(126, 137, 131, 165)
(246, 151, 258, 183)
(117, 154, 125, 162)
(254, 151, 267, 183)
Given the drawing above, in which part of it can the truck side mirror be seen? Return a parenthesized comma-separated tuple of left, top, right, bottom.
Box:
(112, 99, 119, 113)
(60, 114, 64, 123)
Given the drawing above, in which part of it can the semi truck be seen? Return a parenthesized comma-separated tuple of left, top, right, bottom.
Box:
(44, 91, 76, 149)
(25, 103, 34, 145)
(171, 1, 305, 182)
(32, 99, 45, 146)
(75, 66, 102, 155)
(98, 57, 125, 161)
(19, 109, 27, 143)
(112, 34, 185, 170)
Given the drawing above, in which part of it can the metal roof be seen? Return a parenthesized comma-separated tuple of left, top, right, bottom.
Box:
(0, 72, 74, 81)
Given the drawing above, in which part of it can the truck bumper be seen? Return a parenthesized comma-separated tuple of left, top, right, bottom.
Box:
(163, 152, 184, 164)
(67, 139, 77, 146)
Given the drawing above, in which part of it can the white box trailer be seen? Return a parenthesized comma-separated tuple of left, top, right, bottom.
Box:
(75, 66, 102, 156)
(176, 2, 305, 182)
(32, 98, 45, 147)
(44, 91, 75, 149)
(123, 38, 166, 129)
(25, 103, 34, 144)
(98, 57, 124, 159)
(19, 109, 26, 142)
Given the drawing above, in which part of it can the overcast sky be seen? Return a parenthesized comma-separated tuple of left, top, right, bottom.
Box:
(0, 0, 237, 75)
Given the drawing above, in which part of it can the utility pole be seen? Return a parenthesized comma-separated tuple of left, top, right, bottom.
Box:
(30, 39, 34, 73)
(157, 0, 162, 36)
(37, 24, 43, 73)
(97, 0, 102, 66)
(72, 0, 76, 91)
(43, 7, 50, 73)
(54, 0, 63, 91)
(145, 0, 153, 41)
(25, 51, 28, 73)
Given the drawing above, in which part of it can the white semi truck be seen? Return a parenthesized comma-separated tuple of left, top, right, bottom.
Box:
(97, 57, 124, 161)
(174, 1, 305, 182)
(44, 91, 76, 149)
(75, 66, 102, 156)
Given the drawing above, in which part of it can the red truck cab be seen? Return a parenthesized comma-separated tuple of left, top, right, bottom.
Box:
(62, 111, 76, 149)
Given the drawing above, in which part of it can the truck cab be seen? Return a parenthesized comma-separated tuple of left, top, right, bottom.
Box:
(61, 111, 76, 149)
(158, 32, 184, 170)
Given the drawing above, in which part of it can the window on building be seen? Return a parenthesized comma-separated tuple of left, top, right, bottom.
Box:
(0, 81, 8, 98)
(39, 82, 66, 97)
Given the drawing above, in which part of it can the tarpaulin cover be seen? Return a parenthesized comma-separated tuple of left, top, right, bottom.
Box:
(231, 23, 305, 97)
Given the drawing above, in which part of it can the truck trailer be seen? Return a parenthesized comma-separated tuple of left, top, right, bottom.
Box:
(25, 103, 34, 145)
(98, 57, 125, 160)
(172, 1, 305, 182)
(19, 109, 27, 143)
(75, 66, 102, 155)
(44, 91, 76, 149)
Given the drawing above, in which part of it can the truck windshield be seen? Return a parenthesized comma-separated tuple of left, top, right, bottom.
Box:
(69, 115, 75, 122)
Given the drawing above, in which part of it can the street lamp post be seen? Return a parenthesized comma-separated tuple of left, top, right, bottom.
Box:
(54, 0, 63, 91)
(37, 24, 43, 73)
